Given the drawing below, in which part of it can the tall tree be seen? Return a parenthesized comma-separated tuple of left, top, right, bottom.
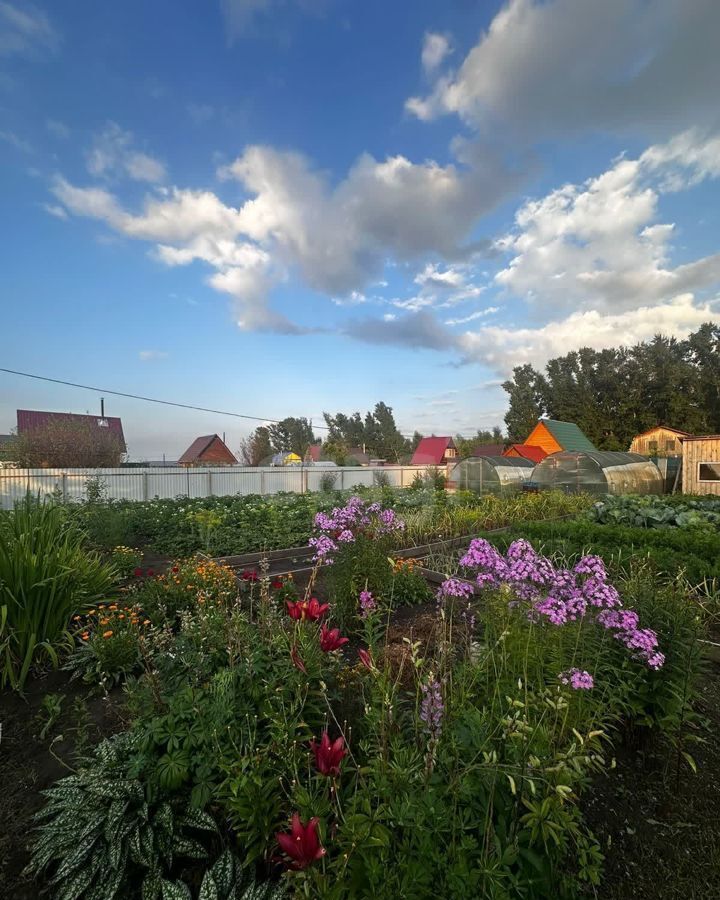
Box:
(502, 365, 546, 442)
(267, 418, 315, 456)
(238, 426, 273, 466)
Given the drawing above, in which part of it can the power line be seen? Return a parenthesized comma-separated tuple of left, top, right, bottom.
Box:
(0, 367, 492, 439)
(0, 367, 334, 430)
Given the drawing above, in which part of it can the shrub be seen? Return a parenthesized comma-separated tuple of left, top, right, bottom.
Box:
(66, 599, 147, 688)
(109, 545, 143, 577)
(138, 559, 238, 626)
(0, 496, 115, 690)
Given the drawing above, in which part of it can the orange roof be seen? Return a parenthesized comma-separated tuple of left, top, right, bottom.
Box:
(503, 443, 547, 463)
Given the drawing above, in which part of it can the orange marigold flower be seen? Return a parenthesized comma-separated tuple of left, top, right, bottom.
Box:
(81, 633, 90, 640)
(143, 619, 150, 625)
(103, 630, 113, 638)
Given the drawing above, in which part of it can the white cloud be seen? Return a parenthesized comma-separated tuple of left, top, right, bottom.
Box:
(445, 306, 498, 326)
(459, 295, 717, 372)
(42, 202, 67, 220)
(0, 2, 60, 58)
(87, 122, 166, 183)
(406, 0, 720, 141)
(421, 32, 451, 75)
(494, 130, 720, 315)
(138, 349, 169, 361)
(220, 0, 329, 41)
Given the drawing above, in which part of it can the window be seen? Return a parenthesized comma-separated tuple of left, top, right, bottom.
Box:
(445, 448, 457, 458)
(698, 463, 720, 482)
(665, 439, 676, 451)
(97, 418, 109, 427)
(648, 440, 658, 453)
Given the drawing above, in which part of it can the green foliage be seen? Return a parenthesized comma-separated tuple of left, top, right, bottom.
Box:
(588, 494, 720, 529)
(0, 496, 115, 690)
(109, 545, 144, 578)
(29, 732, 222, 900)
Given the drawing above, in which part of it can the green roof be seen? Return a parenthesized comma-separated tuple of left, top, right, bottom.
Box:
(542, 419, 597, 452)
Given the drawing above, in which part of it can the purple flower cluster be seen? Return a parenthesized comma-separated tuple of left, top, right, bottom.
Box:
(310, 497, 405, 564)
(359, 589, 377, 618)
(559, 668, 594, 690)
(455, 538, 664, 672)
(420, 678, 444, 738)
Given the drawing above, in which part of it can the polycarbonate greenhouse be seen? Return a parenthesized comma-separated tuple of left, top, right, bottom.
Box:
(532, 451, 663, 496)
(448, 456, 535, 494)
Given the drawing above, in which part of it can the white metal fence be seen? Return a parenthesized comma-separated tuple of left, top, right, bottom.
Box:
(0, 465, 436, 509)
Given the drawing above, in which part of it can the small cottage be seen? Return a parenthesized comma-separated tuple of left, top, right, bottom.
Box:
(681, 436, 720, 496)
(411, 436, 458, 466)
(523, 419, 596, 455)
(629, 426, 690, 457)
(178, 434, 237, 467)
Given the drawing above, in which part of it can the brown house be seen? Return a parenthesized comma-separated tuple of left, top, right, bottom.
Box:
(629, 426, 690, 458)
(17, 409, 126, 452)
(681, 435, 720, 495)
(178, 434, 237, 467)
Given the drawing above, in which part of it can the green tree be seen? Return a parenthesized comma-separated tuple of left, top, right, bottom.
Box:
(502, 365, 546, 443)
(238, 427, 273, 466)
(266, 418, 315, 456)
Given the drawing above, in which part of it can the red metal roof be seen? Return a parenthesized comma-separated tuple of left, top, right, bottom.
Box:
(17, 409, 126, 451)
(411, 436, 456, 466)
(178, 434, 237, 464)
(503, 443, 547, 463)
(305, 444, 322, 462)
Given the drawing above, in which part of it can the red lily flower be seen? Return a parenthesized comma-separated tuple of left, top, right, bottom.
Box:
(286, 598, 329, 622)
(171, 565, 179, 574)
(358, 648, 374, 670)
(290, 645, 307, 674)
(133, 567, 143, 578)
(310, 731, 347, 777)
(319, 623, 349, 653)
(304, 597, 329, 621)
(275, 813, 326, 870)
(271, 579, 283, 589)
(147, 569, 155, 577)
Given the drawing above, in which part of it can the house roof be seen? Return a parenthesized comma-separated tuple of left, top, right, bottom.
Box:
(178, 434, 237, 464)
(472, 443, 506, 457)
(681, 434, 720, 442)
(633, 426, 692, 439)
(538, 419, 596, 452)
(411, 436, 456, 466)
(504, 443, 547, 463)
(17, 409, 126, 451)
(347, 447, 370, 465)
(305, 444, 322, 462)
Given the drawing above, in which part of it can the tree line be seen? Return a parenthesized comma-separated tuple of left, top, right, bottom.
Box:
(502, 323, 720, 449)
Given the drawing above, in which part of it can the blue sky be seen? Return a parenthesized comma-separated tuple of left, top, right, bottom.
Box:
(2, 0, 719, 459)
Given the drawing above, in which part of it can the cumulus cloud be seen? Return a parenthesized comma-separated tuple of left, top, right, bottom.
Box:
(494, 130, 720, 315)
(406, 0, 720, 140)
(421, 32, 451, 74)
(87, 122, 166, 183)
(459, 295, 717, 372)
(138, 349, 169, 360)
(0, 2, 60, 58)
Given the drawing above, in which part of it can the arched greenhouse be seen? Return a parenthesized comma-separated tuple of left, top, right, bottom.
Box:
(532, 451, 663, 496)
(448, 456, 535, 494)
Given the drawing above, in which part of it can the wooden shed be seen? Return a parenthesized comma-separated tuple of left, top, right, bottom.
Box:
(524, 419, 596, 455)
(681, 436, 720, 495)
(178, 434, 237, 467)
(629, 426, 689, 457)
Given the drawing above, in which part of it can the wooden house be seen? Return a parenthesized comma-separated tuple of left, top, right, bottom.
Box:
(629, 426, 690, 457)
(178, 434, 237, 467)
(681, 436, 720, 495)
(523, 419, 596, 455)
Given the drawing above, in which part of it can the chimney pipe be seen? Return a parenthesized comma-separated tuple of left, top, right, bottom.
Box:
(100, 397, 105, 417)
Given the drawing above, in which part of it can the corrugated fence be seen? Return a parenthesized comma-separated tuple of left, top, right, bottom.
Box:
(0, 465, 435, 509)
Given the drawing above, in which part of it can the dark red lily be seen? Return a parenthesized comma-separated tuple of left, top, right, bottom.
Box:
(133, 567, 143, 578)
(171, 565, 179, 574)
(358, 648, 374, 670)
(290, 645, 307, 674)
(310, 731, 347, 777)
(241, 569, 258, 582)
(275, 813, 326, 870)
(319, 623, 349, 653)
(147, 568, 155, 577)
(286, 598, 329, 622)
(271, 579, 283, 589)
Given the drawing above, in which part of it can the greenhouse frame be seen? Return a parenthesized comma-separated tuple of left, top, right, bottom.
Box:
(448, 455, 535, 494)
(532, 451, 664, 496)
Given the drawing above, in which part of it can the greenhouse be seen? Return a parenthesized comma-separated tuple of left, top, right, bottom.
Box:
(532, 451, 664, 496)
(448, 455, 535, 494)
